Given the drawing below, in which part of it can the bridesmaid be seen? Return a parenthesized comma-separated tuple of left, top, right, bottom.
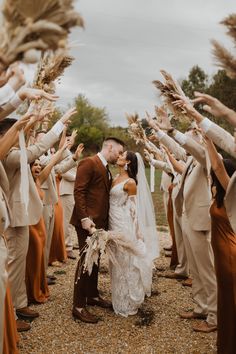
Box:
(48, 174, 67, 265)
(3, 285, 19, 354)
(26, 141, 70, 304)
(205, 136, 236, 354)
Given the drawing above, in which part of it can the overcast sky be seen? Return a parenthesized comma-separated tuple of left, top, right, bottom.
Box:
(55, 0, 236, 126)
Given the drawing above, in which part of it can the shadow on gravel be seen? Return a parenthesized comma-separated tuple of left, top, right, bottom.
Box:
(135, 307, 155, 327)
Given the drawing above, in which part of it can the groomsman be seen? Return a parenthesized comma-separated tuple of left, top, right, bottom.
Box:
(60, 161, 77, 259)
(71, 137, 124, 323)
(3, 109, 76, 320)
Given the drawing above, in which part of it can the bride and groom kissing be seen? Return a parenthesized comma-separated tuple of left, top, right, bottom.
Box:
(70, 137, 159, 323)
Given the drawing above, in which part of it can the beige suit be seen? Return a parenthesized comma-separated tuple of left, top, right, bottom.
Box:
(4, 130, 59, 310)
(59, 158, 77, 252)
(174, 134, 217, 325)
(155, 132, 189, 277)
(40, 153, 77, 268)
(0, 163, 10, 354)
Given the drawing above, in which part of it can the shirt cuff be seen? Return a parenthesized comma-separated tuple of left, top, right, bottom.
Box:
(9, 93, 24, 109)
(156, 130, 165, 140)
(0, 83, 15, 106)
(174, 131, 187, 146)
(51, 120, 64, 137)
(199, 117, 212, 133)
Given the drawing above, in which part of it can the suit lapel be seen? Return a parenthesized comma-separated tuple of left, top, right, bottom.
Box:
(93, 155, 110, 192)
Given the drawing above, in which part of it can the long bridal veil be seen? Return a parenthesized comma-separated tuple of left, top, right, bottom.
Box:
(135, 153, 160, 295)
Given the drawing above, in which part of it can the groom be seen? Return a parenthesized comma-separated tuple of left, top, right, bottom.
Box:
(71, 137, 124, 323)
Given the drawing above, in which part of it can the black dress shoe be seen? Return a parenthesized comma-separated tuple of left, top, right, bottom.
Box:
(72, 307, 99, 323)
(87, 296, 112, 308)
(47, 274, 57, 281)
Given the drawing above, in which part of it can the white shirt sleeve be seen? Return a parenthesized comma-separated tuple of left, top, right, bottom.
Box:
(51, 120, 64, 137)
(0, 83, 15, 106)
(173, 131, 187, 146)
(9, 92, 24, 109)
(199, 117, 213, 133)
(156, 130, 165, 139)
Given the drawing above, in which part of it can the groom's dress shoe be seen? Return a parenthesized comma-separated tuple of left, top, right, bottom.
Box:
(72, 307, 99, 323)
(87, 296, 112, 309)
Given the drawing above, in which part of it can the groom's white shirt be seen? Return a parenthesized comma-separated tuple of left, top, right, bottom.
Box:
(97, 152, 108, 167)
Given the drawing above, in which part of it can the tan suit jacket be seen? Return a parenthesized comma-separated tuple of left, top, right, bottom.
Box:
(59, 167, 76, 196)
(71, 155, 111, 230)
(3, 130, 59, 227)
(204, 121, 236, 158)
(159, 132, 187, 161)
(0, 163, 11, 235)
(225, 171, 236, 233)
(175, 137, 211, 232)
(40, 151, 76, 205)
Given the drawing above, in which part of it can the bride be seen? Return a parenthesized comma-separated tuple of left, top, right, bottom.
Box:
(109, 151, 159, 317)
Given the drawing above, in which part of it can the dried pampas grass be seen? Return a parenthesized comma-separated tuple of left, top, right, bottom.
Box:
(153, 70, 191, 123)
(0, 0, 83, 66)
(34, 49, 74, 92)
(127, 113, 147, 144)
(211, 40, 236, 79)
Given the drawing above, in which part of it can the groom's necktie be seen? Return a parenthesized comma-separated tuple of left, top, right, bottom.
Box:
(106, 164, 112, 180)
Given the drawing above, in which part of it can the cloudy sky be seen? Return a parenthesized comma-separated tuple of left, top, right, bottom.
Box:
(56, 0, 236, 126)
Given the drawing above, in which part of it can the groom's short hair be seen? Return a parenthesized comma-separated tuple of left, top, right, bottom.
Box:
(102, 137, 125, 147)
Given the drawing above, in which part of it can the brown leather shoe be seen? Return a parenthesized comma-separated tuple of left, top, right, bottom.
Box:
(87, 296, 112, 308)
(193, 321, 217, 333)
(181, 278, 192, 287)
(164, 272, 188, 280)
(179, 311, 207, 320)
(16, 307, 39, 320)
(72, 307, 99, 323)
(67, 251, 76, 260)
(16, 319, 31, 332)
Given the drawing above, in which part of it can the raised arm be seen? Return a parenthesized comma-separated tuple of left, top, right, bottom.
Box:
(204, 136, 230, 190)
(173, 94, 236, 158)
(38, 141, 71, 185)
(193, 92, 236, 128)
(0, 113, 32, 160)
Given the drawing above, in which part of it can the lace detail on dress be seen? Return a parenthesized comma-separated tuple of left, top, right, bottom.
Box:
(109, 179, 147, 317)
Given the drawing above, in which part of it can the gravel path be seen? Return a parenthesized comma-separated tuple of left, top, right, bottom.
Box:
(19, 230, 217, 354)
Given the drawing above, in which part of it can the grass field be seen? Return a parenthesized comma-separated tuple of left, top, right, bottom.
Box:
(110, 166, 167, 227)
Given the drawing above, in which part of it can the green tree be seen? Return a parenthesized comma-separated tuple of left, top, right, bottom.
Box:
(181, 65, 209, 99)
(69, 94, 110, 153)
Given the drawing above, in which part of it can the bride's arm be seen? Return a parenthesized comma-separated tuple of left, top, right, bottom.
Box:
(124, 179, 143, 241)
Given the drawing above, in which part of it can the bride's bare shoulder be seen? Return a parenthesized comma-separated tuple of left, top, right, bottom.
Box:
(124, 178, 136, 194)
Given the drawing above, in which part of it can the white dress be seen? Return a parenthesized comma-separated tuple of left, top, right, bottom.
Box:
(109, 179, 148, 317)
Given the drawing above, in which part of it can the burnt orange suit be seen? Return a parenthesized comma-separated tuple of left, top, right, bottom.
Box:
(71, 155, 111, 308)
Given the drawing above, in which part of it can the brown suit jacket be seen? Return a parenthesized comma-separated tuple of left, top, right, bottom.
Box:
(70, 155, 111, 231)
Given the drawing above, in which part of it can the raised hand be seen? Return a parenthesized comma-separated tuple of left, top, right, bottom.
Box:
(154, 105, 172, 130)
(143, 149, 152, 162)
(18, 87, 58, 102)
(14, 113, 33, 130)
(68, 129, 78, 148)
(60, 107, 77, 124)
(73, 143, 84, 160)
(193, 92, 231, 118)
(145, 111, 159, 131)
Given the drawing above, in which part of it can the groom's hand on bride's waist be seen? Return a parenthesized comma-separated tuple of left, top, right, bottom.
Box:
(81, 217, 96, 233)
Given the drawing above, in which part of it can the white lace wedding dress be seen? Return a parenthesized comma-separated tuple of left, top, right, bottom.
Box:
(109, 179, 151, 317)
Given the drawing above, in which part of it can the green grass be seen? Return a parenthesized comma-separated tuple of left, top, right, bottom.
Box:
(110, 166, 167, 227)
